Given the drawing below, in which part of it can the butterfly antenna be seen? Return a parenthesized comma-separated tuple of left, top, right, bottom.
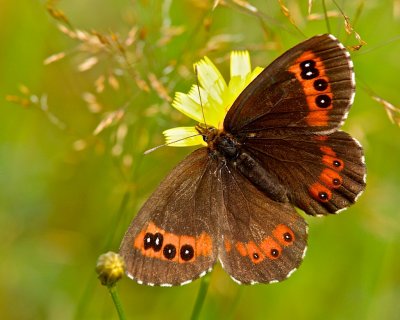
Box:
(194, 65, 208, 128)
(143, 133, 202, 155)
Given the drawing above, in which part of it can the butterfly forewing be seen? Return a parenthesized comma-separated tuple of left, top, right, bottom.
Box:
(224, 34, 355, 134)
(120, 148, 219, 286)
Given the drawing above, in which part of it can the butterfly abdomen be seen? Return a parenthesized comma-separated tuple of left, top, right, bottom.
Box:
(233, 151, 288, 203)
(213, 133, 288, 203)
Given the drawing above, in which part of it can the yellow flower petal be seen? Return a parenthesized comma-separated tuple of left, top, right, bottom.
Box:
(226, 75, 245, 108)
(163, 127, 206, 147)
(247, 66, 264, 83)
(230, 51, 251, 79)
(195, 57, 227, 105)
(172, 92, 203, 123)
(226, 65, 264, 109)
(187, 84, 208, 106)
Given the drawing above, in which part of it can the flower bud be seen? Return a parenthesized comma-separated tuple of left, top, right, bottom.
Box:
(96, 251, 125, 286)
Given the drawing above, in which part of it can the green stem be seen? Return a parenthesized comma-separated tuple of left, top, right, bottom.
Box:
(109, 285, 127, 320)
(74, 277, 96, 320)
(190, 275, 210, 320)
(322, 0, 331, 34)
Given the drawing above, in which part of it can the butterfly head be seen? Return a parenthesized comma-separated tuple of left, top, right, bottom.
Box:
(195, 123, 217, 143)
(195, 123, 240, 160)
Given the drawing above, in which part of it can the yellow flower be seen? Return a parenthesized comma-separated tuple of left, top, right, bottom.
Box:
(163, 51, 264, 147)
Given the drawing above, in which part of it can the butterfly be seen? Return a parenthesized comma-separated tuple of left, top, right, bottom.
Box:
(119, 34, 366, 286)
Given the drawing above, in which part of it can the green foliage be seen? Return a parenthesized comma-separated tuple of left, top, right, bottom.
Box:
(1, 0, 400, 319)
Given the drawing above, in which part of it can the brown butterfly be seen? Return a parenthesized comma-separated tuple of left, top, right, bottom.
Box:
(119, 34, 366, 286)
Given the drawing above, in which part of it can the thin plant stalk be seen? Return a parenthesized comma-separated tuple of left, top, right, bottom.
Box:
(190, 275, 210, 320)
(109, 285, 127, 320)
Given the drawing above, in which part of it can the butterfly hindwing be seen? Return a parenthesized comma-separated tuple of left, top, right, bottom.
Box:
(119, 148, 219, 286)
(217, 163, 308, 284)
(243, 131, 366, 215)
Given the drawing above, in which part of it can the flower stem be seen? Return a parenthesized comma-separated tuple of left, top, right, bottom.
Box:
(190, 275, 210, 320)
(322, 0, 331, 34)
(108, 285, 127, 320)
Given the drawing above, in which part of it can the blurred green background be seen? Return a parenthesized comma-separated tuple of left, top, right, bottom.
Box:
(1, 0, 400, 319)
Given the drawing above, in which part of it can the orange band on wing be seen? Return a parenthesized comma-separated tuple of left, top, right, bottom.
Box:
(288, 51, 333, 126)
(133, 222, 213, 264)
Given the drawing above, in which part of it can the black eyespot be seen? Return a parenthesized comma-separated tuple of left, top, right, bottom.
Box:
(333, 160, 342, 167)
(180, 244, 194, 261)
(253, 253, 259, 260)
(315, 95, 332, 108)
(271, 249, 279, 257)
(143, 233, 154, 250)
(283, 232, 293, 242)
(319, 191, 328, 200)
(163, 244, 176, 260)
(301, 68, 319, 80)
(300, 60, 316, 70)
(202, 135, 208, 142)
(153, 233, 163, 252)
(314, 79, 328, 91)
(333, 178, 341, 186)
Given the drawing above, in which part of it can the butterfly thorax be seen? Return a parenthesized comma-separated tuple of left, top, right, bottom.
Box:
(196, 124, 288, 203)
